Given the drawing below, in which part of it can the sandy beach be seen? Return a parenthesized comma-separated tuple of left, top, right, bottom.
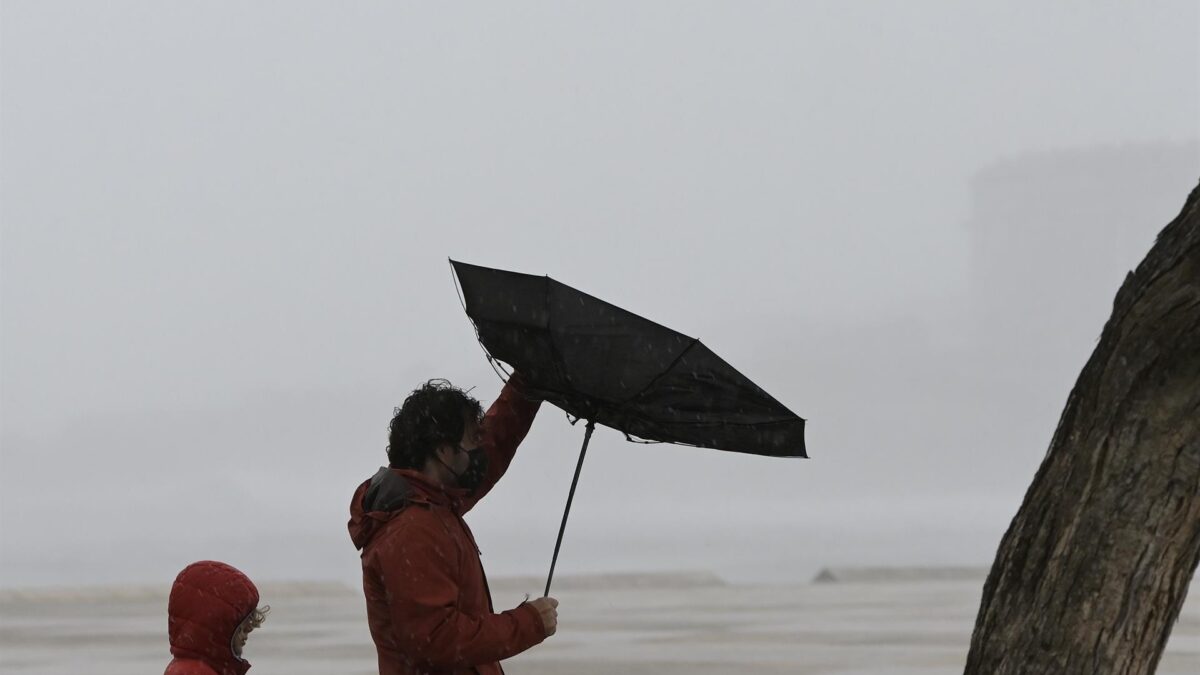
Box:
(3, 570, 1197, 674)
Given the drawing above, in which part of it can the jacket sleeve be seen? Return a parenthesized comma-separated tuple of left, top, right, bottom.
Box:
(462, 372, 542, 513)
(376, 517, 546, 668)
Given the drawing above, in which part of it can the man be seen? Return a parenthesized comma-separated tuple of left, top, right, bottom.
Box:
(348, 373, 558, 675)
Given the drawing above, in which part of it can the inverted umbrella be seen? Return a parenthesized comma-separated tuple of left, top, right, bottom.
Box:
(450, 260, 806, 594)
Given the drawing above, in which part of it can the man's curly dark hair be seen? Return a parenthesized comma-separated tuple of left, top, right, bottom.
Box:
(387, 379, 484, 469)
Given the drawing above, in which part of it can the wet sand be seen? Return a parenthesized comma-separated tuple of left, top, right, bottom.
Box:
(2, 571, 1197, 674)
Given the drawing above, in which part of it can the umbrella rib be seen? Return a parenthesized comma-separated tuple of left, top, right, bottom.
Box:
(619, 337, 701, 407)
(655, 416, 803, 427)
(542, 276, 579, 410)
(451, 260, 511, 384)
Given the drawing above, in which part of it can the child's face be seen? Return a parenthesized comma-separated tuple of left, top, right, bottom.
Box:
(232, 622, 254, 656)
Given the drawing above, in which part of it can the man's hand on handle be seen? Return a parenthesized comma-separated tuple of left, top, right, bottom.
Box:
(528, 597, 558, 637)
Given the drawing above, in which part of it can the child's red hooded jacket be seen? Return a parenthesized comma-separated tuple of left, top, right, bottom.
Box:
(164, 561, 260, 675)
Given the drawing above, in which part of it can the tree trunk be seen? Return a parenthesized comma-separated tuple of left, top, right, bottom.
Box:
(964, 181, 1200, 674)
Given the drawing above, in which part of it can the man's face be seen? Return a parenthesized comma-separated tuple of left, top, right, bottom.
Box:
(451, 420, 483, 474)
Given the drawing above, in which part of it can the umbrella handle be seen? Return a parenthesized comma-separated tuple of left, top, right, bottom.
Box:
(544, 419, 596, 597)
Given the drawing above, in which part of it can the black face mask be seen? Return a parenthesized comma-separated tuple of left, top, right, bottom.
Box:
(443, 446, 489, 492)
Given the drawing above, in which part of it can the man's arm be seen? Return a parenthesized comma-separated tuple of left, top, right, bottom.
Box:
(375, 517, 547, 668)
(462, 372, 542, 512)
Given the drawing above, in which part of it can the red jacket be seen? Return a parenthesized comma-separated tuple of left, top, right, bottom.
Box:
(348, 377, 545, 675)
(164, 561, 260, 675)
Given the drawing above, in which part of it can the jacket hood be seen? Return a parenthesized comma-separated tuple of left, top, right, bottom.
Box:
(348, 467, 470, 550)
(168, 561, 260, 675)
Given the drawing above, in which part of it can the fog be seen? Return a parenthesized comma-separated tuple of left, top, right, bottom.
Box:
(2, 2, 1198, 589)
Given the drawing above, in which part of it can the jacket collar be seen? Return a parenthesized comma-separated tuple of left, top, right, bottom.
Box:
(390, 468, 470, 509)
(349, 467, 473, 550)
(372, 467, 470, 511)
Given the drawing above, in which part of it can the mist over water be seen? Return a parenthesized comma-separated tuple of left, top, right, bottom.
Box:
(2, 2, 1198, 590)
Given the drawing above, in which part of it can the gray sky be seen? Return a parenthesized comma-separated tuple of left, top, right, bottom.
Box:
(2, 2, 1198, 588)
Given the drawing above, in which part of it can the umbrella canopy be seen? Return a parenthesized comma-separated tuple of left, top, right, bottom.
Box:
(451, 260, 807, 458)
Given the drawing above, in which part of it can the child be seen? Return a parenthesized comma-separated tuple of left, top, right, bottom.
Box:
(164, 561, 269, 675)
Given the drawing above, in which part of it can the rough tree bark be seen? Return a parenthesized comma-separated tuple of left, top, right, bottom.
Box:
(963, 181, 1200, 674)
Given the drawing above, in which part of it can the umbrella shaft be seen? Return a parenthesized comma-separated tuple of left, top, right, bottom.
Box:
(545, 420, 595, 597)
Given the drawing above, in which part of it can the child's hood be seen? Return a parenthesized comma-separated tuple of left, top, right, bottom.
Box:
(167, 561, 260, 675)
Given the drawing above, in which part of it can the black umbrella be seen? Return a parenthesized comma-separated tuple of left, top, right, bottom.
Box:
(450, 260, 806, 594)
